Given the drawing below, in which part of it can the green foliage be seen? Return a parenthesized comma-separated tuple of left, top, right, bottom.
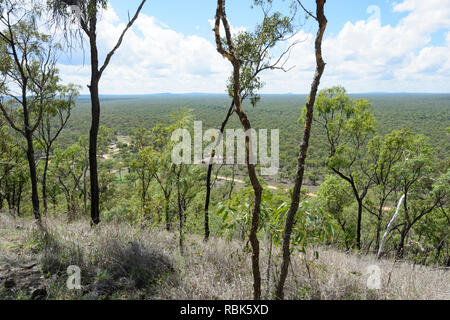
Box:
(314, 87, 376, 170)
(221, 3, 294, 105)
(216, 187, 336, 251)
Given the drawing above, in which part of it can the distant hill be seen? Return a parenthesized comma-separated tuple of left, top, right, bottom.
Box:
(74, 92, 450, 103)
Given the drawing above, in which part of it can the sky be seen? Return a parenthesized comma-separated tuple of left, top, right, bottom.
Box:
(54, 0, 450, 94)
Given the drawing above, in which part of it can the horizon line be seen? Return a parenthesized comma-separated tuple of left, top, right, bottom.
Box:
(77, 92, 450, 96)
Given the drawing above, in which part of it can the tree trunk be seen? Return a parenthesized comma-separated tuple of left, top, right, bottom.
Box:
(67, 197, 72, 222)
(26, 131, 41, 222)
(275, 0, 327, 300)
(204, 101, 234, 242)
(87, 21, 101, 225)
(397, 227, 408, 259)
(228, 164, 236, 199)
(177, 174, 184, 254)
(233, 93, 263, 300)
(16, 183, 23, 217)
(165, 200, 170, 231)
(42, 153, 50, 216)
(89, 78, 101, 225)
(6, 187, 12, 216)
(83, 161, 88, 216)
(248, 163, 262, 300)
(204, 170, 211, 241)
(265, 235, 273, 299)
(375, 212, 382, 251)
(356, 200, 363, 250)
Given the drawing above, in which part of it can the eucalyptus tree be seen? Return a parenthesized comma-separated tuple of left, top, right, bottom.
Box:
(37, 84, 79, 215)
(204, 100, 234, 242)
(415, 187, 449, 265)
(213, 0, 297, 299)
(132, 128, 151, 153)
(312, 86, 376, 250)
(154, 154, 176, 230)
(0, 126, 15, 192)
(176, 163, 202, 254)
(148, 123, 175, 230)
(390, 135, 448, 259)
(0, 2, 62, 222)
(275, 0, 327, 300)
(48, 0, 146, 225)
(54, 141, 88, 221)
(3, 156, 28, 217)
(78, 135, 89, 215)
(0, 128, 28, 216)
(364, 129, 411, 250)
(130, 145, 157, 217)
(317, 175, 353, 249)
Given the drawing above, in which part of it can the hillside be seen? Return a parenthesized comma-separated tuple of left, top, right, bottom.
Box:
(1, 215, 448, 300)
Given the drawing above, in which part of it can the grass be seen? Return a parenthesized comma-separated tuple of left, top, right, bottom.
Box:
(0, 214, 448, 300)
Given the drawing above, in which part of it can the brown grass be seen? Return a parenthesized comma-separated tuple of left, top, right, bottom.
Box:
(0, 214, 448, 300)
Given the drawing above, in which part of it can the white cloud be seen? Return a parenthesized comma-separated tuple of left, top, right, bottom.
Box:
(393, 0, 450, 33)
(280, 0, 450, 93)
(58, 6, 231, 94)
(207, 18, 247, 37)
(56, 1, 450, 94)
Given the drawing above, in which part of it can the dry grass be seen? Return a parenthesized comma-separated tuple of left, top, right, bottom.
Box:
(0, 214, 448, 300)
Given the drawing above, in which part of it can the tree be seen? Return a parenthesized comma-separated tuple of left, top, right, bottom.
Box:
(48, 0, 146, 225)
(0, 127, 28, 216)
(214, 0, 297, 299)
(130, 146, 157, 217)
(204, 100, 234, 242)
(391, 135, 447, 259)
(37, 84, 79, 215)
(176, 163, 202, 254)
(414, 186, 449, 265)
(149, 124, 175, 230)
(275, 0, 327, 300)
(364, 129, 411, 250)
(78, 135, 89, 215)
(317, 175, 353, 249)
(313, 86, 376, 250)
(0, 2, 61, 222)
(54, 142, 88, 221)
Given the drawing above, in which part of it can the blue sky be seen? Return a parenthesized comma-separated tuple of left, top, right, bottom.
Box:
(109, 1, 404, 38)
(57, 0, 450, 94)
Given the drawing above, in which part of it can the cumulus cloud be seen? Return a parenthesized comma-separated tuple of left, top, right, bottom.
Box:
(285, 0, 450, 93)
(207, 18, 247, 37)
(58, 6, 231, 94)
(56, 1, 450, 94)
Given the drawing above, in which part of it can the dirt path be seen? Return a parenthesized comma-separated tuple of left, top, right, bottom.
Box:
(216, 176, 317, 197)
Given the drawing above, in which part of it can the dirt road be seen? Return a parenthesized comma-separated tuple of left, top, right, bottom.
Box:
(216, 176, 317, 197)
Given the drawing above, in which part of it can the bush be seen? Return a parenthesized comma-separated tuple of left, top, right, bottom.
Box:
(39, 232, 84, 276)
(96, 240, 174, 288)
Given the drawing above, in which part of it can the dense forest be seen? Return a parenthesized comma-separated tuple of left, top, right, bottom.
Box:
(0, 0, 449, 302)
